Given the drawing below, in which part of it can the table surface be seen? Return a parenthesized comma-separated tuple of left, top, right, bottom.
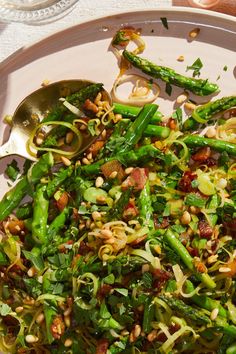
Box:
(0, 0, 173, 63)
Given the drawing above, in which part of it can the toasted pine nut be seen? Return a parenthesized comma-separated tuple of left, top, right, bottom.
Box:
(66, 131, 74, 144)
(60, 156, 71, 166)
(36, 313, 45, 324)
(27, 267, 36, 277)
(114, 114, 122, 123)
(64, 315, 71, 327)
(36, 137, 44, 145)
(101, 129, 107, 139)
(87, 152, 93, 160)
(96, 195, 106, 203)
(25, 335, 39, 344)
(205, 126, 216, 138)
(125, 167, 134, 174)
(219, 267, 231, 273)
(95, 176, 104, 188)
(207, 254, 218, 264)
(109, 171, 118, 179)
(210, 308, 219, 321)
(184, 102, 196, 111)
(147, 330, 157, 342)
(82, 157, 90, 165)
(181, 211, 191, 225)
(95, 92, 102, 105)
(15, 306, 24, 313)
(177, 55, 185, 62)
(189, 28, 200, 39)
(92, 211, 101, 221)
(134, 324, 141, 338)
(64, 338, 73, 347)
(176, 92, 188, 104)
(80, 124, 87, 131)
(189, 206, 200, 214)
(142, 264, 150, 273)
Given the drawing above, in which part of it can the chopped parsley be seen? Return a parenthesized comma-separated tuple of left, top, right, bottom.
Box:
(223, 65, 228, 72)
(5, 159, 20, 181)
(172, 107, 183, 128)
(160, 17, 169, 30)
(186, 58, 203, 77)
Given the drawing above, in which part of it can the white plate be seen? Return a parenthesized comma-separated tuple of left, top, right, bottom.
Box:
(0, 7, 236, 197)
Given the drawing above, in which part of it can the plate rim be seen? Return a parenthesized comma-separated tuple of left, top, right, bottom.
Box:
(1, 6, 236, 71)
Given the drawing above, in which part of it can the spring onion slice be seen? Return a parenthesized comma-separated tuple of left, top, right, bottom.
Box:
(27, 120, 83, 158)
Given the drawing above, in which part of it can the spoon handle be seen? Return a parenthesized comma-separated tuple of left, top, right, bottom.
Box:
(0, 140, 14, 158)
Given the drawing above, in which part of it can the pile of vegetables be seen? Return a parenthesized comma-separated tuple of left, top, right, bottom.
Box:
(0, 27, 236, 354)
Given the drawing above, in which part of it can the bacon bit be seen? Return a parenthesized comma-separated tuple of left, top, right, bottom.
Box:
(152, 269, 172, 291)
(129, 234, 147, 246)
(97, 284, 113, 300)
(56, 192, 69, 211)
(72, 208, 79, 221)
(187, 246, 199, 257)
(78, 241, 91, 255)
(122, 167, 148, 191)
(198, 220, 213, 239)
(101, 160, 125, 182)
(154, 216, 169, 229)
(95, 338, 109, 354)
(50, 315, 65, 340)
(123, 200, 139, 221)
(5, 220, 25, 235)
(223, 218, 236, 237)
(89, 140, 105, 157)
(192, 147, 211, 162)
(204, 158, 217, 167)
(83, 99, 99, 114)
(178, 171, 197, 193)
(168, 118, 177, 130)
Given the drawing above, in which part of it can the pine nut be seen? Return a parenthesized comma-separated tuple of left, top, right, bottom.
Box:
(210, 308, 219, 321)
(15, 306, 24, 313)
(95, 92, 102, 105)
(109, 171, 118, 179)
(114, 114, 122, 122)
(36, 136, 44, 146)
(65, 131, 74, 144)
(80, 124, 87, 130)
(64, 338, 73, 347)
(64, 315, 71, 327)
(87, 152, 93, 160)
(176, 92, 188, 104)
(189, 28, 200, 39)
(205, 126, 216, 138)
(142, 264, 150, 273)
(92, 211, 101, 221)
(25, 334, 39, 344)
(219, 267, 231, 273)
(184, 102, 196, 111)
(27, 267, 36, 277)
(36, 313, 45, 324)
(207, 254, 218, 264)
(189, 206, 200, 214)
(181, 211, 191, 225)
(96, 195, 106, 203)
(147, 330, 157, 342)
(60, 156, 71, 166)
(217, 178, 227, 189)
(134, 324, 141, 338)
(101, 229, 113, 239)
(82, 157, 90, 165)
(95, 176, 104, 188)
(177, 55, 185, 62)
(76, 160, 81, 166)
(101, 129, 107, 139)
(125, 167, 134, 174)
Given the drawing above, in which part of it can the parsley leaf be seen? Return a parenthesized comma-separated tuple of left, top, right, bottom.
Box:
(223, 65, 228, 71)
(0, 303, 11, 316)
(186, 58, 203, 77)
(160, 17, 169, 30)
(5, 159, 19, 181)
(172, 107, 183, 129)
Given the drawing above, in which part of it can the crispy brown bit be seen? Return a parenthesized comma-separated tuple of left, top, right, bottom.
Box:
(122, 168, 148, 191)
(194, 259, 207, 273)
(168, 118, 177, 130)
(192, 147, 211, 162)
(198, 220, 213, 239)
(5, 220, 25, 235)
(89, 140, 105, 157)
(95, 338, 109, 354)
(56, 192, 69, 212)
(50, 315, 65, 340)
(83, 99, 99, 113)
(178, 171, 197, 193)
(101, 160, 125, 182)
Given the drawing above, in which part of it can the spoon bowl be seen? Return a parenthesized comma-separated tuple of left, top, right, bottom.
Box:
(0, 79, 111, 161)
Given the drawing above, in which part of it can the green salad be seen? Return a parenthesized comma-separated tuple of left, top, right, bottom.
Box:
(1, 28, 236, 354)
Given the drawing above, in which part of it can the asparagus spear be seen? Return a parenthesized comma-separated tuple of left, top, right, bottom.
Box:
(138, 180, 154, 229)
(123, 50, 219, 96)
(144, 124, 170, 138)
(47, 206, 71, 240)
(108, 188, 132, 220)
(42, 83, 103, 123)
(32, 184, 49, 244)
(0, 152, 54, 222)
(183, 135, 236, 156)
(184, 96, 236, 130)
(113, 102, 162, 123)
(185, 280, 227, 318)
(47, 165, 74, 198)
(164, 229, 216, 289)
(113, 103, 158, 155)
(159, 295, 211, 325)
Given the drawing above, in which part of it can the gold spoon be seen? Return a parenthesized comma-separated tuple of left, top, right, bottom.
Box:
(0, 79, 110, 161)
